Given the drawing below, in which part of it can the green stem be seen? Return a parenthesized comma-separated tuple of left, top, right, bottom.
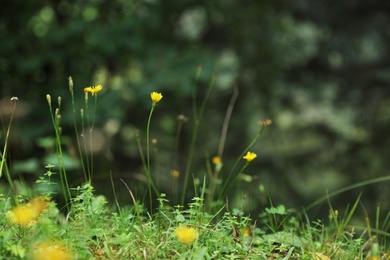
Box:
(304, 175, 390, 213)
(88, 94, 99, 181)
(110, 170, 121, 215)
(83, 95, 92, 182)
(181, 73, 216, 205)
(80, 109, 90, 181)
(224, 162, 250, 195)
(47, 96, 71, 210)
(146, 104, 159, 211)
(219, 125, 265, 198)
(0, 98, 17, 194)
(69, 78, 88, 183)
(135, 130, 148, 175)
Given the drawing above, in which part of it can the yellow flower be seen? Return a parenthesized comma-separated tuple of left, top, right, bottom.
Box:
(243, 151, 257, 162)
(84, 85, 103, 96)
(314, 252, 331, 260)
(175, 226, 198, 244)
(260, 119, 272, 126)
(6, 206, 38, 226)
(30, 241, 72, 260)
(30, 196, 49, 212)
(6, 197, 49, 226)
(242, 228, 250, 237)
(171, 169, 180, 178)
(150, 92, 163, 103)
(212, 156, 222, 165)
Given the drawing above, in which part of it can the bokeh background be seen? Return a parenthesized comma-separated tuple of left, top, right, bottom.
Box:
(1, 0, 389, 221)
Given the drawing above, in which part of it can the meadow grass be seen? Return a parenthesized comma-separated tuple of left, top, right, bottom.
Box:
(0, 76, 389, 259)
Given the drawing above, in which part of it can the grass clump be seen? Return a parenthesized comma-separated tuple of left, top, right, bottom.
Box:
(0, 75, 389, 259)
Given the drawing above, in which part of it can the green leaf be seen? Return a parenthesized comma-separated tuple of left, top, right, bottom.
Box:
(176, 214, 185, 222)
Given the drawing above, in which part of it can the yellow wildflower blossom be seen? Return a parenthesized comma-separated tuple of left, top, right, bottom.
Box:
(175, 226, 198, 244)
(6, 205, 39, 226)
(243, 151, 257, 162)
(6, 197, 49, 226)
(242, 228, 250, 237)
(212, 156, 222, 165)
(150, 92, 163, 104)
(260, 119, 272, 126)
(30, 241, 72, 260)
(171, 169, 180, 178)
(314, 252, 331, 260)
(30, 196, 49, 212)
(84, 85, 103, 96)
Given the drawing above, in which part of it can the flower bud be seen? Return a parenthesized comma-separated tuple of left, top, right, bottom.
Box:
(68, 76, 73, 93)
(46, 94, 51, 105)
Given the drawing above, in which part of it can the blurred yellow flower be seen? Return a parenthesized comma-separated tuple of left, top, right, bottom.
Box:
(314, 252, 331, 260)
(212, 156, 222, 165)
(171, 169, 180, 178)
(30, 196, 49, 212)
(243, 151, 257, 162)
(6, 197, 49, 226)
(175, 226, 198, 244)
(260, 119, 272, 126)
(6, 206, 38, 226)
(150, 92, 163, 103)
(31, 241, 72, 260)
(84, 85, 103, 96)
(242, 228, 250, 237)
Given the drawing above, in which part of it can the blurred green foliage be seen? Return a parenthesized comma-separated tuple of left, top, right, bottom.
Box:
(1, 0, 389, 218)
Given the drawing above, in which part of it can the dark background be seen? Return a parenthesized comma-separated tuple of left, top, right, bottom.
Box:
(1, 0, 389, 223)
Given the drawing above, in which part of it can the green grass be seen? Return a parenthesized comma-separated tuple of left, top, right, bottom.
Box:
(0, 76, 389, 259)
(1, 185, 388, 259)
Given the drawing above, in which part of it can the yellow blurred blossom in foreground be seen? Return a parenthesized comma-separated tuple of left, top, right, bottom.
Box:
(150, 92, 163, 104)
(314, 252, 331, 260)
(242, 228, 250, 237)
(243, 151, 257, 162)
(84, 85, 103, 96)
(212, 156, 222, 165)
(31, 241, 73, 260)
(175, 226, 198, 244)
(6, 197, 49, 226)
